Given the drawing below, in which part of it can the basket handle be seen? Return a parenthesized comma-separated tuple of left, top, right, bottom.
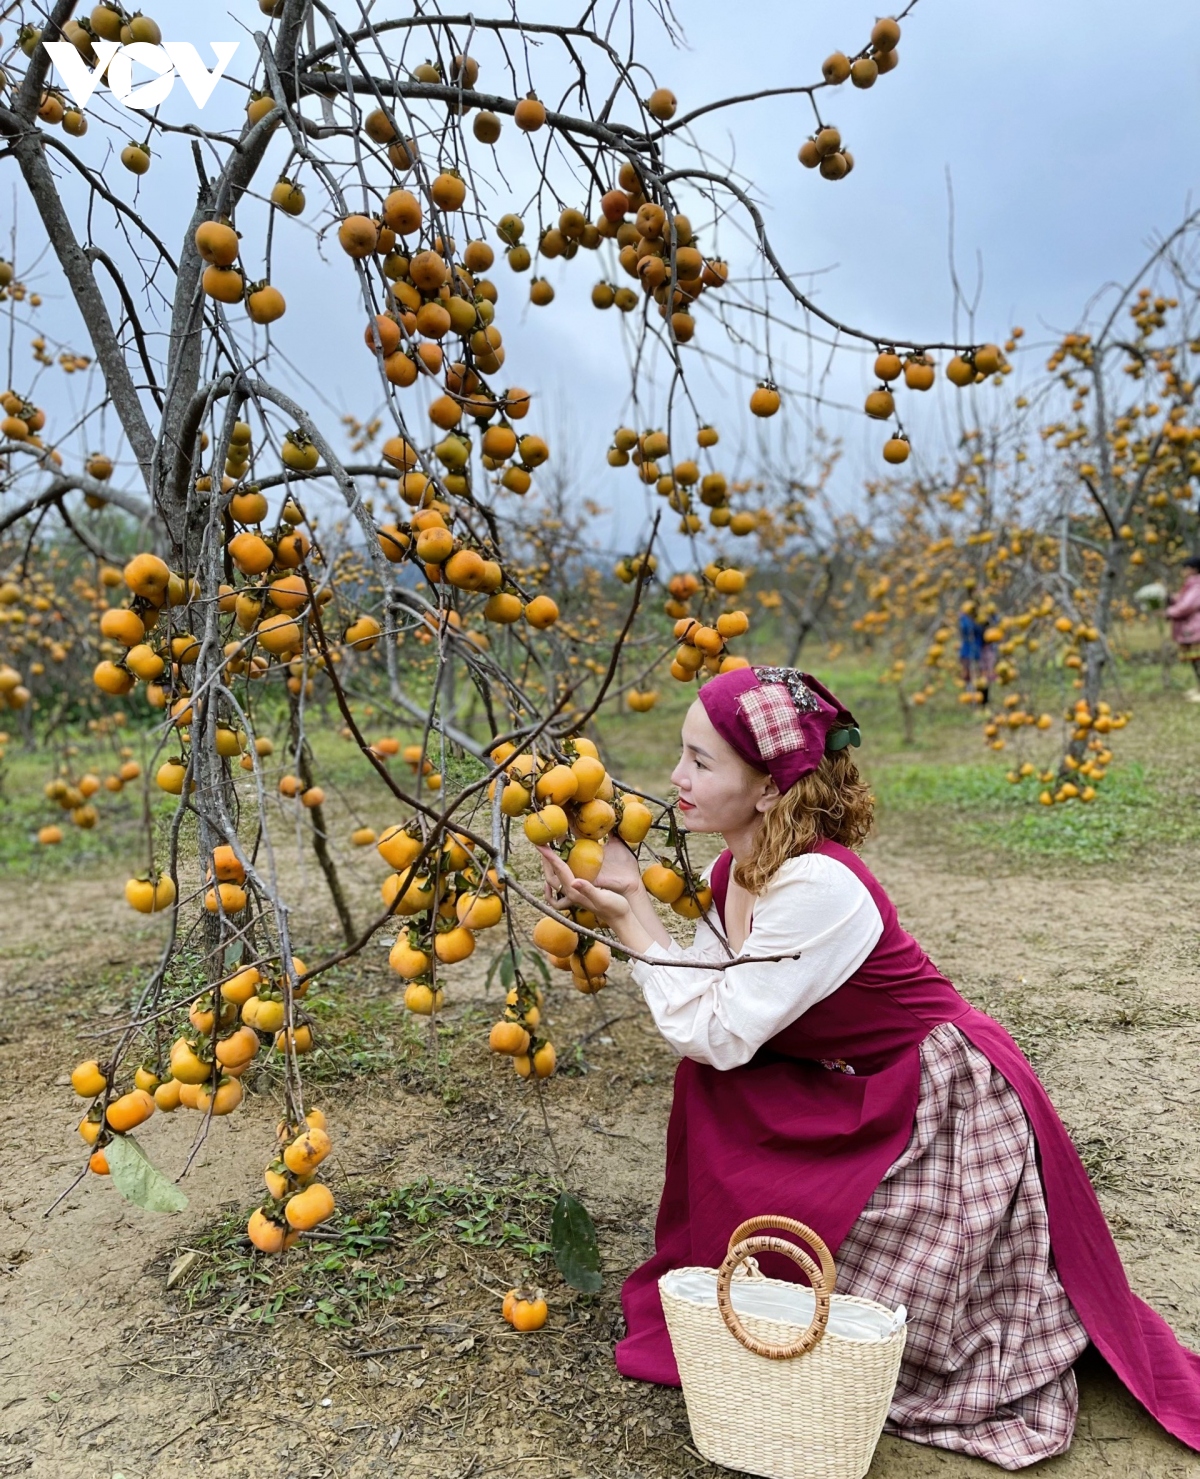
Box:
(715, 1217, 835, 1361)
(726, 1216, 837, 1296)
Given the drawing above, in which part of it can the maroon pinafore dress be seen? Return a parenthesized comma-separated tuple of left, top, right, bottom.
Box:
(615, 840, 1200, 1462)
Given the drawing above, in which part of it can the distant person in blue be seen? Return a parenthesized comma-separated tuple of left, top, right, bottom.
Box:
(958, 600, 994, 706)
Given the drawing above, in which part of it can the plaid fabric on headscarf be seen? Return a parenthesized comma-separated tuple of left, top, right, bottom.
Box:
(736, 681, 811, 759)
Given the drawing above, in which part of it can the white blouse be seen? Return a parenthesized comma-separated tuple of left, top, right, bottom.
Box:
(629, 852, 884, 1071)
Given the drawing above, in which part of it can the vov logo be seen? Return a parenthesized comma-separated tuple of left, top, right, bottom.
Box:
(44, 41, 239, 111)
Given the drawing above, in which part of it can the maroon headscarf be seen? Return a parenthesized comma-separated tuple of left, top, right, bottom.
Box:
(697, 666, 859, 793)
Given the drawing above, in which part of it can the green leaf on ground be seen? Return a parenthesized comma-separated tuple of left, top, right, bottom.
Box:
(106, 1134, 188, 1214)
(551, 1191, 601, 1292)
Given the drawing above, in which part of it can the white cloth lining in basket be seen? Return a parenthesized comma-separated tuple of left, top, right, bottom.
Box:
(661, 1268, 907, 1343)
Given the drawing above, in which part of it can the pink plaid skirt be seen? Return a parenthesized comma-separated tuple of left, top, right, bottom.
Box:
(834, 1021, 1090, 1470)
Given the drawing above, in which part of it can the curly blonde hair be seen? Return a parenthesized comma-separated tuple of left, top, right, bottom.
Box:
(733, 744, 875, 894)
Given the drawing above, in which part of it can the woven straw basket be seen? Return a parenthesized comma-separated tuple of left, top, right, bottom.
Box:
(659, 1216, 907, 1479)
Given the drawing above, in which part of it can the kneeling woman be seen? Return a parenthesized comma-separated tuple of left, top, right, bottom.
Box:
(538, 666, 1200, 1470)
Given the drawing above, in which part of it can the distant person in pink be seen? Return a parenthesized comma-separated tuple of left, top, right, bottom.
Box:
(1167, 553, 1200, 697)
(538, 666, 1200, 1470)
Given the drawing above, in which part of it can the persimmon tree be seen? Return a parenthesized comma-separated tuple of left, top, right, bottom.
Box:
(0, 0, 1003, 1265)
(1031, 219, 1200, 699)
(837, 220, 1200, 802)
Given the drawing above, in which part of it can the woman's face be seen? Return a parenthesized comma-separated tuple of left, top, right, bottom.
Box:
(669, 700, 777, 833)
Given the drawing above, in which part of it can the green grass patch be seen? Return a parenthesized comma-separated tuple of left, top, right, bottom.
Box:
(179, 1173, 557, 1329)
(0, 765, 136, 877)
(375, 1175, 556, 1257)
(249, 970, 488, 1103)
(280, 995, 458, 1089)
(874, 757, 1200, 863)
(0, 743, 184, 878)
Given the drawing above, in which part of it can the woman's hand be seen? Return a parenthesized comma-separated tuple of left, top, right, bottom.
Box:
(536, 845, 631, 926)
(587, 834, 643, 897)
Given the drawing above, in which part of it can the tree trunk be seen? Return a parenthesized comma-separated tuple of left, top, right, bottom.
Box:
(897, 684, 915, 746)
(785, 556, 839, 667)
(1086, 544, 1126, 711)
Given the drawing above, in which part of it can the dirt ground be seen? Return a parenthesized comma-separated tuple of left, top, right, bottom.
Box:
(2, 823, 1199, 1479)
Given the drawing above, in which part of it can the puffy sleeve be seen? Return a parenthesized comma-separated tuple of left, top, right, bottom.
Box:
(628, 853, 884, 1070)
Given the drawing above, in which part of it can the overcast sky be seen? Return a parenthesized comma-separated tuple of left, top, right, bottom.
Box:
(13, 0, 1200, 561)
